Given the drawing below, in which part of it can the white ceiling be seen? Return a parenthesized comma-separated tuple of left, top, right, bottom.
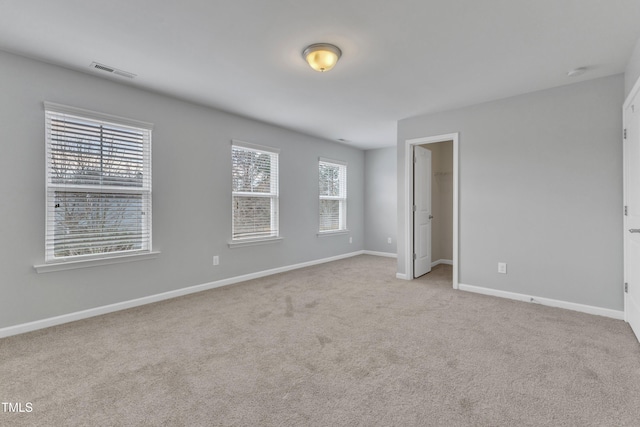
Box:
(1, 0, 639, 149)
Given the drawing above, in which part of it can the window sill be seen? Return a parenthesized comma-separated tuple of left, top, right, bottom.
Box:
(228, 237, 283, 248)
(34, 251, 160, 274)
(317, 230, 350, 237)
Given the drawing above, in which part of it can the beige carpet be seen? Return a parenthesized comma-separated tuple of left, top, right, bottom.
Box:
(1, 255, 639, 426)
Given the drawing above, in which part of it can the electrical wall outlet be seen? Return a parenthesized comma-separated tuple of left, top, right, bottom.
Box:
(498, 262, 507, 274)
(349, 237, 353, 244)
(387, 237, 392, 244)
(213, 255, 219, 266)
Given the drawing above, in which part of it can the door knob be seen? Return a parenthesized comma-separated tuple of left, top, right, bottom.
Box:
(429, 215, 434, 219)
(629, 229, 640, 233)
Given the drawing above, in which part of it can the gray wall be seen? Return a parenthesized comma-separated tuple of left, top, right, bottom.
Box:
(364, 147, 397, 254)
(0, 51, 364, 329)
(398, 75, 624, 311)
(625, 36, 640, 98)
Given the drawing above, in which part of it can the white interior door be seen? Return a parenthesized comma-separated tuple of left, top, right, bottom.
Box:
(624, 98, 640, 343)
(414, 146, 432, 278)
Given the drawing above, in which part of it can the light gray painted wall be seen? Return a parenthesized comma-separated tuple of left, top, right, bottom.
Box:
(0, 50, 364, 329)
(625, 36, 640, 98)
(398, 75, 624, 310)
(364, 147, 397, 254)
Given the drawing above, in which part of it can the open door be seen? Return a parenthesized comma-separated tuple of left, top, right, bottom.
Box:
(624, 96, 640, 343)
(414, 146, 432, 277)
(404, 133, 458, 286)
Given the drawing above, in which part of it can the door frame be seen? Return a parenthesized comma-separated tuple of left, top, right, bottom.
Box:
(623, 75, 640, 326)
(403, 132, 459, 288)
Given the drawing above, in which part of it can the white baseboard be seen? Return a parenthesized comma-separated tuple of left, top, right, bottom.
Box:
(458, 283, 624, 320)
(0, 250, 366, 339)
(396, 259, 452, 280)
(363, 250, 397, 258)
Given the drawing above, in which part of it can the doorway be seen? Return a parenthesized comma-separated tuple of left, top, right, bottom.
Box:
(623, 81, 640, 343)
(404, 133, 459, 287)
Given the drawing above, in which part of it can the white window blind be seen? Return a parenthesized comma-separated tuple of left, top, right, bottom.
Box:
(232, 141, 279, 240)
(319, 158, 347, 232)
(44, 103, 152, 262)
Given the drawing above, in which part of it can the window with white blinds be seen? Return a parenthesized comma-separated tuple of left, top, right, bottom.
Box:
(232, 141, 279, 240)
(319, 158, 347, 232)
(44, 102, 152, 262)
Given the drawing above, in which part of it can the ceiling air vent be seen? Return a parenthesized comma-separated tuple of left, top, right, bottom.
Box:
(90, 62, 136, 79)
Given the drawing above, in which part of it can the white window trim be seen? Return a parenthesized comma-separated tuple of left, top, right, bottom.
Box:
(227, 236, 283, 248)
(231, 139, 280, 154)
(316, 230, 350, 237)
(34, 251, 160, 273)
(231, 140, 280, 242)
(318, 157, 348, 233)
(41, 102, 154, 266)
(43, 102, 154, 130)
(319, 157, 347, 166)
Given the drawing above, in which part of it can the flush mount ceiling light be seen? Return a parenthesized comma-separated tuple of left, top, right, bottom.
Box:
(302, 43, 342, 72)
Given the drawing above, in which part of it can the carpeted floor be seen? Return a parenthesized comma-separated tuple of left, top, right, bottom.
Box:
(1, 255, 639, 426)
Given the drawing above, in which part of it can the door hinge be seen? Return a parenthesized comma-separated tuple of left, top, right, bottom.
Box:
(413, 155, 417, 164)
(625, 206, 628, 216)
(413, 253, 417, 260)
(625, 283, 628, 293)
(412, 205, 417, 212)
(624, 128, 627, 139)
